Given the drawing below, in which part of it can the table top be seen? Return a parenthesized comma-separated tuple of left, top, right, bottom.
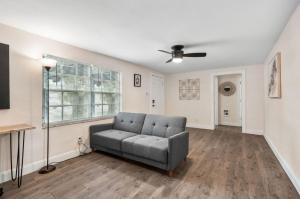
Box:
(0, 124, 36, 135)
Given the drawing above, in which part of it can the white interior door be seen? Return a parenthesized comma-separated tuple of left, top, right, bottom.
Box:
(150, 75, 165, 114)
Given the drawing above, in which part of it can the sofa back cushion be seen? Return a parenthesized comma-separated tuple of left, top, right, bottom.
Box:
(141, 114, 187, 138)
(113, 112, 146, 134)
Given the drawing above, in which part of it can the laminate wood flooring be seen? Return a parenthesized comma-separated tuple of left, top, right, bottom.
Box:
(2, 127, 299, 199)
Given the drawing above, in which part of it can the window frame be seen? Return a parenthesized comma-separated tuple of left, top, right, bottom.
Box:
(42, 55, 122, 128)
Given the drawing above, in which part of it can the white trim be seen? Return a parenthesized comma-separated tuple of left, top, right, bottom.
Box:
(265, 135, 300, 195)
(119, 72, 124, 112)
(0, 149, 80, 184)
(211, 69, 246, 133)
(219, 122, 242, 127)
(214, 77, 219, 125)
(186, 123, 214, 130)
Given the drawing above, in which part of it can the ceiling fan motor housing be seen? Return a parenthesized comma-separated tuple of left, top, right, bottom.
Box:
(172, 45, 184, 58)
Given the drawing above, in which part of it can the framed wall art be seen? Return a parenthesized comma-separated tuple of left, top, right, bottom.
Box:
(179, 78, 200, 100)
(134, 74, 141, 87)
(268, 52, 281, 98)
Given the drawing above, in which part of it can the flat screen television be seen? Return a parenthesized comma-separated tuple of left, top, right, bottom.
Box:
(0, 43, 10, 109)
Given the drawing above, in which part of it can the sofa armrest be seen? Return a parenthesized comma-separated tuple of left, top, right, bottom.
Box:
(168, 131, 189, 171)
(89, 123, 113, 148)
(90, 123, 113, 134)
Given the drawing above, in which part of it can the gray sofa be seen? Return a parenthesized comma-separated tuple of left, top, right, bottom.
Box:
(90, 112, 189, 175)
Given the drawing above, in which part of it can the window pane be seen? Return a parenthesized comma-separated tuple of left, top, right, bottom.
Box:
(102, 80, 119, 93)
(48, 75, 62, 90)
(102, 71, 111, 80)
(63, 92, 77, 105)
(49, 106, 62, 122)
(93, 105, 102, 117)
(63, 106, 76, 121)
(110, 104, 119, 115)
(77, 76, 90, 91)
(103, 104, 119, 116)
(78, 92, 91, 105)
(62, 64, 76, 75)
(77, 64, 89, 76)
(91, 66, 101, 92)
(62, 75, 76, 90)
(111, 71, 119, 81)
(49, 91, 62, 106)
(77, 105, 90, 119)
(103, 104, 109, 116)
(94, 93, 102, 104)
(103, 93, 119, 104)
(91, 79, 102, 92)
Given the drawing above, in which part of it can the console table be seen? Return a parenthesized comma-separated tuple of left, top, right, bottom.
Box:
(0, 124, 35, 196)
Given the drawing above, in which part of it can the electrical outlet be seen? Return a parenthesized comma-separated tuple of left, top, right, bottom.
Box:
(78, 137, 83, 145)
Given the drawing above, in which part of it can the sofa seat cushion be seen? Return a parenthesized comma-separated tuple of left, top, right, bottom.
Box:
(122, 135, 168, 163)
(92, 130, 137, 151)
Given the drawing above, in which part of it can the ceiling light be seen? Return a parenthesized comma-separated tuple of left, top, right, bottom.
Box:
(172, 58, 183, 63)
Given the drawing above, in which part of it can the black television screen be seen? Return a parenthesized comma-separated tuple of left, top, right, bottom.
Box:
(0, 43, 10, 109)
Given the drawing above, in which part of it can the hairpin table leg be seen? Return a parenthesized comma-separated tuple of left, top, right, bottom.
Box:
(18, 131, 25, 187)
(9, 130, 26, 188)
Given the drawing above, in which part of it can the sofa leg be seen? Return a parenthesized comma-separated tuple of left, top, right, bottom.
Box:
(184, 157, 187, 162)
(168, 170, 174, 177)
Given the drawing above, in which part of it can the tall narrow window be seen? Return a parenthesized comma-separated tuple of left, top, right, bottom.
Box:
(43, 55, 121, 126)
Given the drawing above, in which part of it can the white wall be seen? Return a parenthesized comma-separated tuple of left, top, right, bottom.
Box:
(165, 65, 264, 134)
(218, 74, 242, 127)
(264, 4, 300, 193)
(0, 23, 161, 181)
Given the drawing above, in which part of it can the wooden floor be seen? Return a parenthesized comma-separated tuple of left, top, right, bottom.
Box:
(2, 127, 299, 199)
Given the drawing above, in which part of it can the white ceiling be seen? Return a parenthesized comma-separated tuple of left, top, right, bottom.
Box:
(0, 0, 299, 74)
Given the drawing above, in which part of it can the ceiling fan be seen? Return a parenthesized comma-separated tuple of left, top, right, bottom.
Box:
(158, 45, 207, 63)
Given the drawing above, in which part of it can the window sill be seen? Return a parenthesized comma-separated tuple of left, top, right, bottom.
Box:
(42, 115, 115, 129)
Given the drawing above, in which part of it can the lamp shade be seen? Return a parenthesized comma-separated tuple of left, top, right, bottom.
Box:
(41, 58, 57, 68)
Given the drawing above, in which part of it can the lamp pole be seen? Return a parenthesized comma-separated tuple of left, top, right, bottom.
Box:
(39, 59, 56, 174)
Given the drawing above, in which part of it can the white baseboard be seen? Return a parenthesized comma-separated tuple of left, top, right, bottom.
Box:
(219, 122, 242, 127)
(186, 123, 214, 130)
(265, 135, 300, 195)
(244, 129, 263, 135)
(0, 149, 80, 184)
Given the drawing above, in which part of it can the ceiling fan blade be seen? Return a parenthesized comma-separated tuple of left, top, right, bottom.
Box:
(183, 53, 207, 57)
(166, 58, 173, 63)
(158, 50, 171, 54)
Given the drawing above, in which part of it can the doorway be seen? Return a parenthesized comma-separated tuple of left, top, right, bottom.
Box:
(218, 74, 242, 126)
(150, 74, 165, 114)
(212, 71, 245, 133)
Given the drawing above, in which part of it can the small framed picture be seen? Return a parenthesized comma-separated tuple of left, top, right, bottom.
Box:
(134, 74, 141, 87)
(268, 52, 281, 98)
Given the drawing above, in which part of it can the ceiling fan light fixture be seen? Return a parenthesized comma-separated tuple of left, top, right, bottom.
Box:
(172, 57, 183, 63)
(159, 44, 206, 64)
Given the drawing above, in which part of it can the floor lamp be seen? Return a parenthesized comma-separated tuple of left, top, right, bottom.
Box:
(39, 57, 57, 174)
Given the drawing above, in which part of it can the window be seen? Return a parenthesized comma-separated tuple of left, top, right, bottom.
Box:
(43, 55, 121, 126)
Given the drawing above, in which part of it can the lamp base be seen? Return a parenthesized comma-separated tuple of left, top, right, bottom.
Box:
(0, 187, 3, 196)
(39, 165, 56, 174)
